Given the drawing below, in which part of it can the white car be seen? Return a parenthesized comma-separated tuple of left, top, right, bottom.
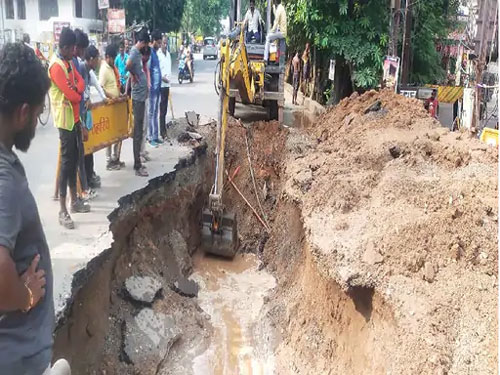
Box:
(203, 37, 218, 60)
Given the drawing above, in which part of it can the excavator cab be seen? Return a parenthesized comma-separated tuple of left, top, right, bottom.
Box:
(216, 0, 286, 122)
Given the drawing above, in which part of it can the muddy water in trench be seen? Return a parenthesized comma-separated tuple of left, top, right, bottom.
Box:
(190, 252, 276, 375)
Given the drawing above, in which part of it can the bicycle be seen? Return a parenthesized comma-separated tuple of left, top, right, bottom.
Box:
(38, 60, 51, 126)
(38, 92, 51, 126)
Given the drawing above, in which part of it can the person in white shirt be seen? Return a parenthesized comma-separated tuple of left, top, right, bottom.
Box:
(264, 0, 287, 62)
(22, 33, 33, 50)
(244, 0, 263, 43)
(158, 36, 172, 140)
(80, 45, 107, 198)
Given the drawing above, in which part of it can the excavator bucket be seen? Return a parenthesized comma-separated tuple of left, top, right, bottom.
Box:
(201, 209, 238, 258)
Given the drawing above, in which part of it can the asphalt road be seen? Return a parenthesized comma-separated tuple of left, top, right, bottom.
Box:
(18, 54, 221, 312)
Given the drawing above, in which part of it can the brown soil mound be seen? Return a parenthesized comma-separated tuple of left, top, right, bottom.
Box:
(259, 89, 498, 374)
(296, 89, 498, 279)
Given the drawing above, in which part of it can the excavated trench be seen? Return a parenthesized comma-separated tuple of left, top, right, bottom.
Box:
(53, 120, 398, 375)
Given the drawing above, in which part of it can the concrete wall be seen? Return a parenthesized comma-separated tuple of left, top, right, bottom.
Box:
(1, 0, 103, 42)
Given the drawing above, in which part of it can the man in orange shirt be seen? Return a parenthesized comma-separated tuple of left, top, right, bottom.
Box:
(48, 28, 88, 229)
(424, 89, 439, 119)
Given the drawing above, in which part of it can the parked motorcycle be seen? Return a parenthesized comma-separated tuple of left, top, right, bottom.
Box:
(178, 57, 194, 84)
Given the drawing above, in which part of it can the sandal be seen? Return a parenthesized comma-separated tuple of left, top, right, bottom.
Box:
(59, 212, 75, 229)
(106, 161, 121, 171)
(71, 198, 91, 213)
(135, 166, 149, 177)
(81, 189, 98, 201)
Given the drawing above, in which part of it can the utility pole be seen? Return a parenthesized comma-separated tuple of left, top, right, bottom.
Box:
(472, 0, 491, 132)
(230, 0, 236, 29)
(389, 0, 401, 57)
(266, 0, 271, 34)
(400, 0, 412, 85)
(0, 0, 5, 46)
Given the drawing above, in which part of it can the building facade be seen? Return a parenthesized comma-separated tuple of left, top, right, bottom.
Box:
(0, 0, 104, 43)
(465, 0, 497, 57)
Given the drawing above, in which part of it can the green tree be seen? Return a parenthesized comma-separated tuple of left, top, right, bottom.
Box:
(123, 0, 186, 32)
(286, 0, 389, 104)
(286, 0, 460, 103)
(181, 0, 230, 36)
(409, 0, 461, 84)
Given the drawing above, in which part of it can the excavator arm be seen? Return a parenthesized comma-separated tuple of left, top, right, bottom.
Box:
(230, 24, 256, 104)
(201, 38, 238, 258)
(201, 1, 272, 258)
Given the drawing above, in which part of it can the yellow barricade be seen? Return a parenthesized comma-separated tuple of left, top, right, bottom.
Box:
(84, 98, 130, 155)
(426, 85, 464, 104)
(480, 127, 499, 147)
(54, 98, 131, 198)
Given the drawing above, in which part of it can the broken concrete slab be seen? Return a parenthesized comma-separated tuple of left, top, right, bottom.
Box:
(187, 131, 203, 141)
(167, 230, 192, 275)
(177, 132, 191, 143)
(125, 276, 162, 304)
(343, 113, 357, 127)
(166, 117, 190, 141)
(424, 262, 435, 283)
(172, 276, 199, 298)
(389, 145, 401, 158)
(185, 111, 199, 127)
(362, 242, 384, 265)
(124, 308, 181, 369)
(198, 115, 217, 126)
(364, 100, 382, 114)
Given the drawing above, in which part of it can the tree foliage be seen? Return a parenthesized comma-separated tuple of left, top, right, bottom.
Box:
(286, 0, 389, 90)
(123, 0, 185, 32)
(286, 0, 461, 102)
(181, 0, 230, 36)
(410, 0, 461, 84)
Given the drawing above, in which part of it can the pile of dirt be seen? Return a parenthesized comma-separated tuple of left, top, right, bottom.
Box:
(234, 89, 498, 374)
(302, 89, 498, 279)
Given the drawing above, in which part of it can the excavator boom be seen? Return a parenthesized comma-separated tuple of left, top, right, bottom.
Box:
(201, 0, 281, 257)
(201, 39, 238, 258)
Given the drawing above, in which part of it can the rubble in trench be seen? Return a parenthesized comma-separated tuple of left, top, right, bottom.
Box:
(53, 90, 498, 375)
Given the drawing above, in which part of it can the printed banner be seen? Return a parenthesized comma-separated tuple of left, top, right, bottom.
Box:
(53, 22, 70, 43)
(108, 9, 126, 34)
(98, 0, 109, 9)
(383, 56, 400, 90)
(328, 59, 335, 81)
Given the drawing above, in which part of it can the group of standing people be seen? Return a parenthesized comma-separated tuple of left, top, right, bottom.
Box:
(125, 29, 172, 177)
(46, 27, 172, 229)
(0, 26, 173, 375)
(48, 27, 129, 229)
(291, 43, 311, 105)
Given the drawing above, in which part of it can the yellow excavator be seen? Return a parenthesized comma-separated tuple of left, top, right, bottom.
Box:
(216, 0, 286, 122)
(201, 0, 285, 257)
